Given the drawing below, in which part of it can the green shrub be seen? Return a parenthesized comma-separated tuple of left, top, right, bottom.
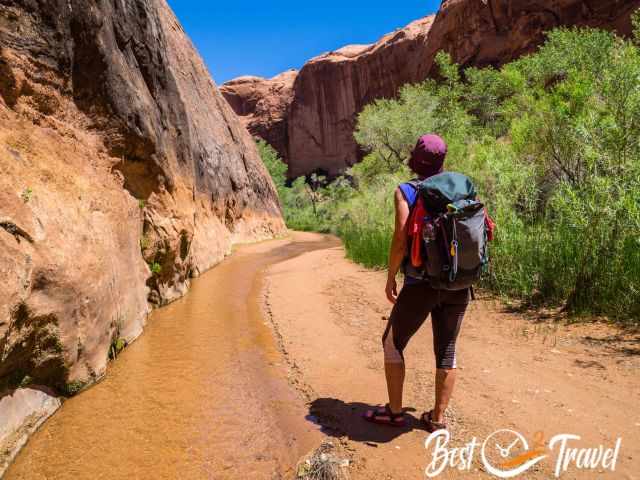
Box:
(258, 25, 640, 324)
(109, 338, 127, 360)
(63, 380, 87, 397)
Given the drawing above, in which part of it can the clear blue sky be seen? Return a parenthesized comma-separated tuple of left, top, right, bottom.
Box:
(167, 1, 441, 85)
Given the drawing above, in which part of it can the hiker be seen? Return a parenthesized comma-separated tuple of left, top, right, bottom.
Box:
(364, 134, 492, 432)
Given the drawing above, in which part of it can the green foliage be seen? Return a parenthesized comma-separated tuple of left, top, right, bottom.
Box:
(150, 262, 162, 275)
(109, 338, 127, 360)
(257, 139, 287, 200)
(19, 375, 33, 388)
(260, 24, 640, 323)
(138, 199, 146, 210)
(258, 139, 355, 232)
(354, 54, 472, 170)
(63, 380, 87, 397)
(140, 235, 151, 251)
(21, 187, 32, 203)
(336, 182, 396, 269)
(6, 371, 33, 390)
(463, 66, 517, 135)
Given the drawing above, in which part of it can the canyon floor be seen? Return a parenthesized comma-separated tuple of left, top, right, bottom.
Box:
(5, 232, 639, 479)
(264, 232, 640, 480)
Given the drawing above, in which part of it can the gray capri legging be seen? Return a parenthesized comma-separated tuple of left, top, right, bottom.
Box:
(382, 282, 469, 369)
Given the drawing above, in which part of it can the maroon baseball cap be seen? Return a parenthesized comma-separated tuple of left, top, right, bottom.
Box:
(409, 134, 447, 178)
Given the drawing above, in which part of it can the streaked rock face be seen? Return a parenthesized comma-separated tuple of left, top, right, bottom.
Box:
(220, 70, 298, 164)
(0, 0, 284, 399)
(222, 0, 640, 178)
(286, 16, 435, 178)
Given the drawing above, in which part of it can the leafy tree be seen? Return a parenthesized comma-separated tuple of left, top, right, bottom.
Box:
(257, 139, 287, 200)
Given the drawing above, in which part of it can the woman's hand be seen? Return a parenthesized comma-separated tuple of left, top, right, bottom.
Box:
(385, 275, 398, 304)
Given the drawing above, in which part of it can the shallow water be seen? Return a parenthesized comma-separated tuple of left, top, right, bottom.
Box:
(6, 237, 331, 479)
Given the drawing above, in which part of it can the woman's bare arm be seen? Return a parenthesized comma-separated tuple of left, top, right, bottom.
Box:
(386, 188, 410, 304)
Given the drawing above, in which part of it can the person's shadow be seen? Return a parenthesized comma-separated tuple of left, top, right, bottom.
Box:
(307, 397, 428, 444)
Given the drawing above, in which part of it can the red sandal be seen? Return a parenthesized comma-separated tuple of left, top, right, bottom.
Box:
(421, 410, 447, 433)
(363, 404, 406, 427)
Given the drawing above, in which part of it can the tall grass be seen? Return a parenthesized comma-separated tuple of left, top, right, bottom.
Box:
(338, 222, 391, 269)
(333, 175, 398, 268)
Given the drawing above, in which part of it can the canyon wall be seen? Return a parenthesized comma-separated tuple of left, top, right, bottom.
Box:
(220, 70, 297, 164)
(222, 0, 640, 178)
(0, 0, 284, 457)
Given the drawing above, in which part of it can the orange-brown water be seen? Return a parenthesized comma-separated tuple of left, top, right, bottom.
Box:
(6, 238, 330, 480)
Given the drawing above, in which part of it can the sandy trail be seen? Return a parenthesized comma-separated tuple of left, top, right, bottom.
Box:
(264, 232, 640, 479)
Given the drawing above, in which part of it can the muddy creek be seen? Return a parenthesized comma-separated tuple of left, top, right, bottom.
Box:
(6, 238, 330, 479)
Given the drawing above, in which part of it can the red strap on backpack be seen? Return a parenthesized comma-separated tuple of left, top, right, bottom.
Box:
(407, 196, 427, 267)
(484, 208, 496, 242)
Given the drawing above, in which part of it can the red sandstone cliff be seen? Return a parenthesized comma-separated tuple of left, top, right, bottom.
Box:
(287, 16, 435, 178)
(223, 0, 640, 178)
(220, 70, 297, 163)
(0, 0, 284, 434)
(422, 0, 640, 74)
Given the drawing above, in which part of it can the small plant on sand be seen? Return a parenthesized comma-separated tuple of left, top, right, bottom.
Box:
(296, 442, 350, 480)
(21, 187, 32, 203)
(7, 371, 33, 390)
(108, 315, 127, 360)
(138, 199, 146, 210)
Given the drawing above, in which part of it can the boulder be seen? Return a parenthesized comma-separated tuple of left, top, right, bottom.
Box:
(0, 388, 61, 477)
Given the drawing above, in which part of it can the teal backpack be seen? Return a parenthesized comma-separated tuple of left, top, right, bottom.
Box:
(408, 172, 490, 290)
